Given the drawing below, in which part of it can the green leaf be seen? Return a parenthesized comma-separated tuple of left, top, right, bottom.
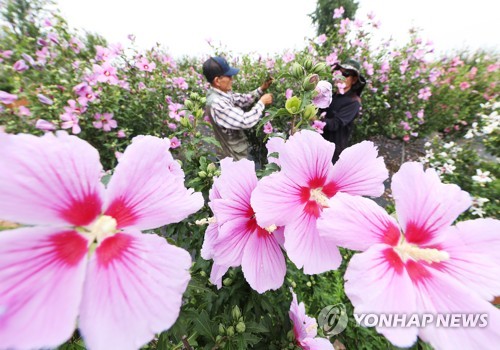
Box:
(191, 310, 216, 341)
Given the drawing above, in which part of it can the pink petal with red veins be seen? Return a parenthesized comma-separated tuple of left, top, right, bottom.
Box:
(332, 141, 388, 197)
(251, 171, 305, 228)
(0, 227, 89, 349)
(391, 162, 471, 245)
(0, 132, 104, 226)
(78, 231, 191, 350)
(345, 245, 419, 348)
(415, 270, 500, 350)
(104, 136, 203, 230)
(284, 212, 342, 274)
(278, 130, 335, 188)
(439, 218, 500, 301)
(241, 230, 286, 293)
(318, 193, 400, 251)
(211, 217, 253, 267)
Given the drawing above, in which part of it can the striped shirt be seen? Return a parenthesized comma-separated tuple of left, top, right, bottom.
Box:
(207, 87, 264, 130)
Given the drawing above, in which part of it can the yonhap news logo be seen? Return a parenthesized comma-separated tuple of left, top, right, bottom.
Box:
(318, 303, 349, 335)
(318, 304, 489, 335)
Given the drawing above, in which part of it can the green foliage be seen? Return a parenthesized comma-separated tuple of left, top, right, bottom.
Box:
(1, 1, 499, 349)
(309, 0, 359, 36)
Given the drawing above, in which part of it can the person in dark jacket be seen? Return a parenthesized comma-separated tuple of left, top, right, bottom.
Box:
(321, 59, 366, 164)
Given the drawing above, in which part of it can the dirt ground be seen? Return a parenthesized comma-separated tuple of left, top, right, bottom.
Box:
(368, 135, 427, 207)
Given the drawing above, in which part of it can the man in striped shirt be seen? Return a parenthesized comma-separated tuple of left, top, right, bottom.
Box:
(202, 56, 273, 160)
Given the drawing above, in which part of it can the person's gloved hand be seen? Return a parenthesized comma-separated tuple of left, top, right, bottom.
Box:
(260, 77, 273, 91)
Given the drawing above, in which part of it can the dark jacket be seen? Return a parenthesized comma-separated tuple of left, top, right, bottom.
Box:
(321, 89, 361, 163)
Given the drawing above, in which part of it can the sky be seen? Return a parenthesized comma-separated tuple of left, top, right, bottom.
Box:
(56, 0, 500, 59)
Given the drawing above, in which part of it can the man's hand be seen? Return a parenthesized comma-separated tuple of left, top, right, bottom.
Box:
(260, 77, 273, 91)
(260, 93, 273, 106)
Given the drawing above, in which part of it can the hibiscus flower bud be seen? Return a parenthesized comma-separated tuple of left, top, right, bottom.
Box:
(302, 74, 319, 91)
(303, 104, 318, 120)
(226, 326, 235, 336)
(303, 58, 313, 70)
(236, 322, 246, 333)
(311, 62, 327, 74)
(180, 116, 191, 127)
(291, 62, 304, 79)
(184, 100, 194, 110)
(285, 96, 302, 115)
(232, 305, 242, 320)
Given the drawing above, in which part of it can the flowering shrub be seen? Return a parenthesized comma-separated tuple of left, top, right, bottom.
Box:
(1, 1, 499, 350)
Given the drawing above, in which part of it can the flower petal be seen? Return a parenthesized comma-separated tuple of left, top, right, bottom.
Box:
(0, 132, 104, 226)
(201, 222, 219, 260)
(332, 141, 388, 197)
(209, 263, 229, 289)
(392, 162, 471, 245)
(345, 245, 419, 348)
(279, 130, 335, 187)
(0, 227, 88, 349)
(241, 231, 286, 293)
(318, 193, 401, 251)
(301, 337, 334, 349)
(104, 136, 203, 230)
(78, 231, 191, 350)
(440, 218, 500, 301)
(415, 271, 500, 350)
(211, 217, 252, 267)
(216, 158, 257, 203)
(251, 171, 305, 228)
(284, 212, 342, 274)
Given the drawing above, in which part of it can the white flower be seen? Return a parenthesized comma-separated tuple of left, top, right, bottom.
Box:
(472, 169, 493, 183)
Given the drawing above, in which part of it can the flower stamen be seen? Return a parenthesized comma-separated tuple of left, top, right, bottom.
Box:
(394, 238, 449, 264)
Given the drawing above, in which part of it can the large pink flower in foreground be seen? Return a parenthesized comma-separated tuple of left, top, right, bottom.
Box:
(289, 290, 333, 349)
(0, 132, 204, 350)
(252, 130, 388, 274)
(318, 162, 500, 349)
(202, 158, 286, 293)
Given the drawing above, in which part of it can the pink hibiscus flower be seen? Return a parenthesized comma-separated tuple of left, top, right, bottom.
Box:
(251, 130, 388, 274)
(317, 162, 500, 349)
(312, 80, 333, 108)
(202, 158, 286, 293)
(0, 132, 204, 349)
(93, 112, 117, 132)
(289, 290, 333, 349)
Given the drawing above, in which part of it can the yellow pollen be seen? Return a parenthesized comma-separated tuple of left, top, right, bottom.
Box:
(394, 238, 449, 264)
(88, 215, 118, 243)
(310, 188, 329, 208)
(195, 217, 217, 225)
(265, 224, 277, 233)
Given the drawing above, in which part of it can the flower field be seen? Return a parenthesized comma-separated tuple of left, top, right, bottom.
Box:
(1, 1, 499, 349)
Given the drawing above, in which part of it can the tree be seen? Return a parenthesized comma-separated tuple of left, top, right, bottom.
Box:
(309, 0, 359, 36)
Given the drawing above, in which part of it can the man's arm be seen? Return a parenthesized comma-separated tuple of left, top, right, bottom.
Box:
(232, 88, 263, 109)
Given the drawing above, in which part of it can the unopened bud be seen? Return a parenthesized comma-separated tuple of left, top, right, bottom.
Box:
(184, 100, 194, 110)
(232, 306, 242, 320)
(236, 322, 246, 333)
(198, 171, 207, 178)
(311, 62, 327, 74)
(303, 58, 313, 70)
(291, 62, 304, 79)
(227, 326, 235, 337)
(207, 163, 217, 172)
(302, 74, 320, 91)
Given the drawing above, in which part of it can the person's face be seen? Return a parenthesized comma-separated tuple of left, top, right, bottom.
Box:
(339, 69, 358, 91)
(214, 75, 233, 92)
